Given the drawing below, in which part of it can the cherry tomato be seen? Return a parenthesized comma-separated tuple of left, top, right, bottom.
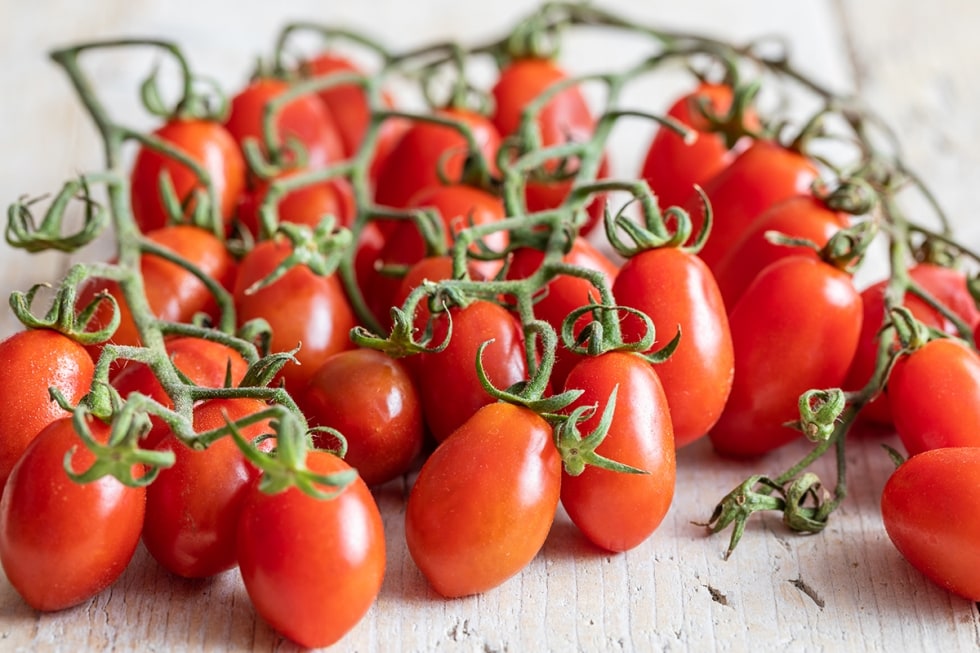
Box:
(0, 416, 146, 611)
(405, 401, 560, 597)
(881, 447, 980, 601)
(709, 256, 862, 457)
(298, 348, 423, 486)
(389, 255, 487, 341)
(236, 450, 385, 649)
(613, 246, 733, 447)
(0, 329, 95, 489)
(142, 397, 272, 578)
(560, 352, 676, 552)
(130, 119, 246, 234)
(237, 172, 356, 239)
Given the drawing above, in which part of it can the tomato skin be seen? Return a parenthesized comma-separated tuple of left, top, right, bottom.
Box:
(415, 299, 527, 443)
(236, 173, 356, 239)
(709, 256, 862, 458)
(560, 353, 676, 552)
(236, 450, 385, 649)
(0, 329, 94, 489)
(130, 119, 246, 234)
(298, 348, 423, 486)
(233, 237, 356, 393)
(0, 417, 146, 611)
(405, 402, 560, 597)
(613, 247, 733, 447)
(142, 398, 271, 578)
(887, 338, 980, 455)
(881, 447, 980, 601)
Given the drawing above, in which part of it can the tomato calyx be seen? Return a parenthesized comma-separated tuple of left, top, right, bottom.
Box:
(63, 406, 170, 488)
(553, 385, 648, 477)
(790, 388, 847, 443)
(603, 181, 711, 257)
(241, 221, 352, 295)
(561, 301, 681, 365)
(7, 176, 110, 253)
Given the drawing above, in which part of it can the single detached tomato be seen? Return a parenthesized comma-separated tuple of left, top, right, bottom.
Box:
(709, 256, 862, 458)
(298, 348, 423, 486)
(233, 237, 356, 392)
(613, 246, 733, 447)
(237, 450, 385, 649)
(881, 447, 980, 601)
(0, 329, 94, 489)
(130, 118, 246, 234)
(405, 401, 561, 597)
(142, 397, 272, 578)
(560, 352, 676, 552)
(0, 416, 146, 611)
(237, 172, 355, 239)
(887, 337, 980, 455)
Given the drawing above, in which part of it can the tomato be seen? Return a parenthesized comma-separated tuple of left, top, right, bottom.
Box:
(373, 107, 501, 210)
(405, 402, 560, 597)
(845, 263, 980, 425)
(233, 237, 356, 393)
(142, 397, 272, 578)
(298, 348, 423, 486)
(613, 246, 733, 447)
(415, 299, 527, 443)
(236, 450, 385, 649)
(389, 255, 486, 342)
(680, 139, 820, 270)
(709, 256, 862, 457)
(524, 155, 610, 236)
(237, 172, 355, 239)
(881, 447, 980, 601)
(224, 77, 344, 171)
(560, 352, 676, 552)
(711, 195, 850, 309)
(0, 416, 145, 611)
(640, 82, 757, 212)
(886, 337, 980, 455)
(0, 329, 95, 489)
(130, 118, 246, 234)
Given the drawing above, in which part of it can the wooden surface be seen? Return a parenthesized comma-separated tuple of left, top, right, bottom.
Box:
(2, 1, 979, 651)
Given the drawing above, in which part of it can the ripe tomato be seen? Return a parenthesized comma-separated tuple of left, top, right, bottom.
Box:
(405, 401, 560, 597)
(0, 329, 94, 489)
(560, 352, 676, 552)
(236, 450, 385, 649)
(415, 299, 527, 443)
(130, 118, 246, 234)
(881, 447, 980, 601)
(887, 337, 980, 455)
(233, 237, 356, 393)
(0, 416, 146, 611)
(142, 397, 272, 578)
(236, 172, 355, 239)
(298, 348, 423, 486)
(709, 256, 862, 457)
(389, 255, 486, 341)
(613, 246, 733, 447)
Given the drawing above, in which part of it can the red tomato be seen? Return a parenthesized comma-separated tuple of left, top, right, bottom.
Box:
(680, 139, 820, 270)
(405, 402, 560, 597)
(389, 255, 486, 341)
(233, 237, 356, 392)
(560, 352, 676, 552)
(142, 397, 272, 578)
(237, 172, 355, 239)
(415, 299, 527, 442)
(298, 348, 423, 486)
(236, 450, 385, 649)
(130, 119, 246, 234)
(887, 337, 980, 455)
(0, 416, 146, 611)
(711, 195, 850, 309)
(709, 256, 862, 457)
(881, 447, 980, 601)
(0, 329, 94, 489)
(613, 246, 733, 447)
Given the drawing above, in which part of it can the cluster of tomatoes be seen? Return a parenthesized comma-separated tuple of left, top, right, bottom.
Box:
(2, 4, 980, 649)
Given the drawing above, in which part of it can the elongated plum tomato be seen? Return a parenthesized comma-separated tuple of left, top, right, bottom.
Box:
(560, 352, 676, 552)
(709, 256, 862, 457)
(613, 246, 733, 447)
(405, 402, 561, 597)
(130, 119, 246, 234)
(237, 450, 385, 649)
(0, 329, 94, 489)
(881, 447, 980, 601)
(0, 416, 146, 611)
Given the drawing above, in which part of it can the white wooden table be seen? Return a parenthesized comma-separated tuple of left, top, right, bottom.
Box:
(2, 1, 979, 651)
